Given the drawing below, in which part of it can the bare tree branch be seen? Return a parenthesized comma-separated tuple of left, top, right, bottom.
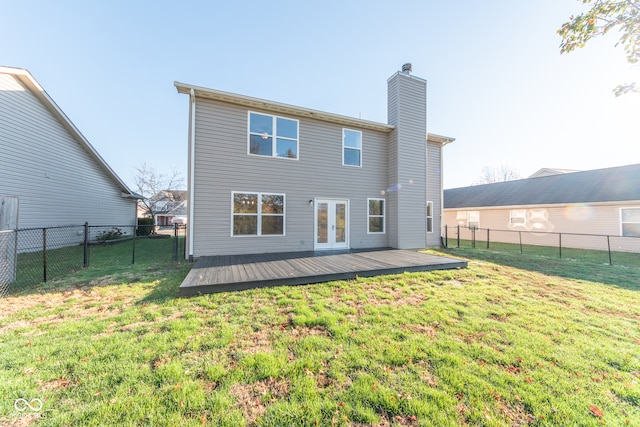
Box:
(472, 165, 522, 185)
(133, 163, 185, 231)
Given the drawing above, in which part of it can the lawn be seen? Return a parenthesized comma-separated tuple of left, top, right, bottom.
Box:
(1, 243, 639, 426)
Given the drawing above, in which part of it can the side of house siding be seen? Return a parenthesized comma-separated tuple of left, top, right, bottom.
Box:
(387, 72, 427, 249)
(0, 73, 135, 229)
(426, 141, 442, 247)
(191, 98, 389, 256)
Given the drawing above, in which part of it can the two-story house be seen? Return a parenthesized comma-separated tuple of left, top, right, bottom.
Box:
(175, 65, 454, 260)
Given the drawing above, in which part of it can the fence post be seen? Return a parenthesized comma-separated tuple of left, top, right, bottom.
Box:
(42, 228, 47, 283)
(519, 231, 523, 254)
(445, 225, 448, 248)
(173, 224, 178, 261)
(559, 233, 562, 259)
(83, 222, 89, 268)
(457, 225, 460, 248)
(183, 225, 187, 260)
(486, 228, 490, 249)
(131, 225, 137, 264)
(607, 235, 612, 265)
(472, 227, 476, 249)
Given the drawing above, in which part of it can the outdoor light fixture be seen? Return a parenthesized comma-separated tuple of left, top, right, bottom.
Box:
(309, 199, 313, 206)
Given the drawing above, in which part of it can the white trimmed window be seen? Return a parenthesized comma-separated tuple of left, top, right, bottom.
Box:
(232, 192, 285, 236)
(510, 209, 527, 225)
(426, 201, 434, 233)
(467, 211, 480, 229)
(248, 112, 298, 159)
(621, 208, 640, 237)
(343, 129, 362, 167)
(368, 198, 385, 233)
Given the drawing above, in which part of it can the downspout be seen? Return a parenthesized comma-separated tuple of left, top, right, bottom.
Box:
(439, 143, 444, 247)
(425, 141, 429, 248)
(187, 88, 196, 261)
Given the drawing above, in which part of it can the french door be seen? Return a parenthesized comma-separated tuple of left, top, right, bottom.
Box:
(315, 199, 349, 250)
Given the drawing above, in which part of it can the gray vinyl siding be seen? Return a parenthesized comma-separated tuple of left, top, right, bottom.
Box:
(386, 77, 399, 248)
(426, 141, 442, 247)
(387, 72, 427, 249)
(192, 98, 389, 256)
(0, 74, 135, 229)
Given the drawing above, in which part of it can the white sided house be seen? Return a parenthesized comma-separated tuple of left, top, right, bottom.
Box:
(443, 164, 640, 251)
(0, 66, 138, 229)
(175, 65, 454, 260)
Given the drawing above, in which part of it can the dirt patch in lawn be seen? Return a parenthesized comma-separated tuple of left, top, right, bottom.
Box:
(230, 377, 290, 424)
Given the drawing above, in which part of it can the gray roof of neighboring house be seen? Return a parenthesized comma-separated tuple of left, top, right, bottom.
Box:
(444, 164, 640, 209)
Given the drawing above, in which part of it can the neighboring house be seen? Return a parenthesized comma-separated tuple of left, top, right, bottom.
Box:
(166, 200, 187, 225)
(527, 168, 580, 179)
(175, 64, 454, 260)
(139, 190, 187, 226)
(0, 66, 138, 229)
(443, 164, 640, 250)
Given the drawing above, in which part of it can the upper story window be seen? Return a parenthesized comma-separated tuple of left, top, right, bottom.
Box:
(248, 112, 298, 159)
(621, 208, 640, 237)
(343, 129, 362, 167)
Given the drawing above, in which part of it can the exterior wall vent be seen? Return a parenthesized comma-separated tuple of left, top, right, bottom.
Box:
(401, 63, 412, 75)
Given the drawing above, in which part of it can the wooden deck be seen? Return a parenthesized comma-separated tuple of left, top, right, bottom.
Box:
(179, 248, 467, 296)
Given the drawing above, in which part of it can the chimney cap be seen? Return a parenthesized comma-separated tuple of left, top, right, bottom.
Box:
(401, 63, 412, 74)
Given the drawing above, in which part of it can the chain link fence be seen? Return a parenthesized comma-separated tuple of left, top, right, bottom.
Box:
(0, 223, 186, 296)
(442, 225, 640, 266)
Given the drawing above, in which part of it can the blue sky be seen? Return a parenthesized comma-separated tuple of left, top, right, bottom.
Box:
(2, 0, 638, 189)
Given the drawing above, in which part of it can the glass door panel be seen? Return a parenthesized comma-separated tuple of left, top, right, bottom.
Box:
(335, 203, 346, 243)
(316, 202, 328, 244)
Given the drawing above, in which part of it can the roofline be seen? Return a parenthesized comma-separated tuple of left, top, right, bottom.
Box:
(1, 66, 137, 197)
(427, 133, 455, 145)
(175, 81, 395, 133)
(444, 200, 640, 211)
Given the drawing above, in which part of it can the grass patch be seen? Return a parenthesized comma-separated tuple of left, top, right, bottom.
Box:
(1, 245, 639, 426)
(10, 236, 182, 292)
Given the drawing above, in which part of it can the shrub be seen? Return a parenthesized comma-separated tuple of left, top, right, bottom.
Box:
(96, 227, 124, 242)
(137, 218, 154, 236)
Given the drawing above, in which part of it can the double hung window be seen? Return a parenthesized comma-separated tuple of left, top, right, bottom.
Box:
(426, 201, 434, 233)
(621, 208, 640, 237)
(232, 192, 285, 236)
(248, 112, 298, 159)
(343, 129, 362, 167)
(368, 198, 385, 233)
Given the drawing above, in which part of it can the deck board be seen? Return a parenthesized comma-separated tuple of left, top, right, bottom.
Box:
(179, 249, 467, 296)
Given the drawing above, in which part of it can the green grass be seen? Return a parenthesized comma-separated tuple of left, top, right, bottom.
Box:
(10, 236, 182, 290)
(1, 243, 639, 426)
(448, 238, 640, 270)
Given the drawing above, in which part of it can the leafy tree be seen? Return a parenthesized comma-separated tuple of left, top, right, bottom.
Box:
(558, 0, 640, 95)
(133, 163, 185, 232)
(473, 165, 521, 185)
